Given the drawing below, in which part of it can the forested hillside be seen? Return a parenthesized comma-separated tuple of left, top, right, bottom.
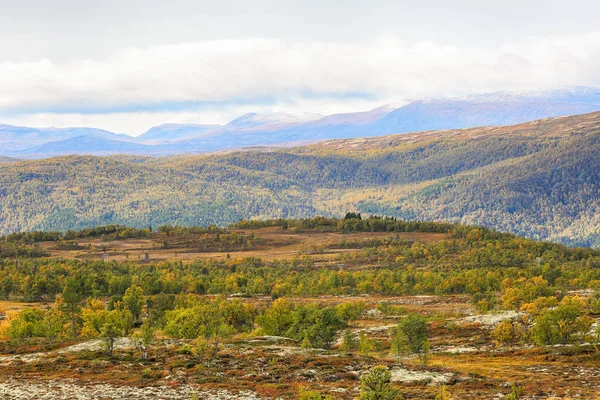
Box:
(0, 112, 599, 247)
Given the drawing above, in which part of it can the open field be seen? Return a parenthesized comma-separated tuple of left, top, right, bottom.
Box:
(38, 228, 447, 264)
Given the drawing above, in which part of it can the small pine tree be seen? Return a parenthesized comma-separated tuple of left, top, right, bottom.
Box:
(301, 332, 313, 349)
(420, 340, 430, 368)
(435, 385, 453, 400)
(341, 329, 357, 353)
(506, 384, 524, 400)
(359, 331, 374, 356)
(61, 279, 82, 341)
(389, 327, 407, 362)
(359, 365, 403, 400)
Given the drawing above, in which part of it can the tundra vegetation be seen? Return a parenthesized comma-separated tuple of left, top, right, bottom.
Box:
(0, 216, 600, 399)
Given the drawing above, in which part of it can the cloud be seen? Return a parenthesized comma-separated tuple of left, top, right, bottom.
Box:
(1, 31, 600, 133)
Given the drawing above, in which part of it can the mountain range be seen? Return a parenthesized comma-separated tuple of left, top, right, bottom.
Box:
(2, 86, 600, 158)
(1, 110, 599, 247)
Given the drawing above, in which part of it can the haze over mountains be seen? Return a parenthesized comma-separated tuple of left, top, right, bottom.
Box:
(2, 86, 600, 159)
(1, 110, 599, 248)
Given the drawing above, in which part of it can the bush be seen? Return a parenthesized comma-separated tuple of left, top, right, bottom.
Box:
(530, 297, 593, 346)
(7, 308, 64, 342)
(359, 365, 403, 400)
(258, 300, 348, 349)
(298, 387, 334, 400)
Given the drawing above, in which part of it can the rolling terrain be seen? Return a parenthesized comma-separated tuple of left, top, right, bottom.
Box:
(1, 218, 600, 399)
(2, 86, 600, 158)
(0, 111, 599, 247)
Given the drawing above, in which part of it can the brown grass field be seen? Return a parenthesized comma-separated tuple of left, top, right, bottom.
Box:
(40, 228, 447, 263)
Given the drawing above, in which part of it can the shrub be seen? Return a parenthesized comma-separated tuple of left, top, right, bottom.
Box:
(359, 365, 403, 400)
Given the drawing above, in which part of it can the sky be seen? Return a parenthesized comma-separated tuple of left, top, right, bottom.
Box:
(1, 0, 600, 135)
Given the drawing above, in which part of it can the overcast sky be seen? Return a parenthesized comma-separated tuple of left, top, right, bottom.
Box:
(1, 0, 600, 135)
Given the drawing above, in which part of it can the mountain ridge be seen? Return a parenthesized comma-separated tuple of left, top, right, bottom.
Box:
(3, 86, 600, 158)
(1, 110, 598, 247)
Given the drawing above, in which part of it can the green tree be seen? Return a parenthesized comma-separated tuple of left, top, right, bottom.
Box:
(7, 308, 46, 340)
(394, 313, 429, 367)
(257, 298, 295, 336)
(359, 331, 374, 356)
(340, 328, 357, 353)
(306, 307, 346, 349)
(100, 310, 126, 357)
(40, 310, 65, 344)
(61, 278, 82, 341)
(336, 301, 366, 322)
(301, 332, 312, 349)
(359, 365, 403, 400)
(530, 299, 592, 346)
(123, 285, 144, 323)
(133, 320, 155, 359)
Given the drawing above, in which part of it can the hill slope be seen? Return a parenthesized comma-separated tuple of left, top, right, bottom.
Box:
(0, 111, 598, 246)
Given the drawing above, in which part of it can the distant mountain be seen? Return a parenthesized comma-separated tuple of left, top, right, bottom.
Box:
(457, 86, 600, 103)
(366, 97, 600, 135)
(305, 104, 403, 126)
(18, 135, 153, 158)
(137, 123, 221, 144)
(0, 125, 132, 152)
(223, 112, 323, 130)
(0, 156, 18, 163)
(135, 112, 323, 146)
(2, 86, 600, 158)
(1, 111, 599, 247)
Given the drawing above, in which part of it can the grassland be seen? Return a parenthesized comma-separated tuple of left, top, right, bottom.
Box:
(39, 227, 446, 264)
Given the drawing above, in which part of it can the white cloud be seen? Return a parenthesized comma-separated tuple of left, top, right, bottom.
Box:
(2, 32, 600, 133)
